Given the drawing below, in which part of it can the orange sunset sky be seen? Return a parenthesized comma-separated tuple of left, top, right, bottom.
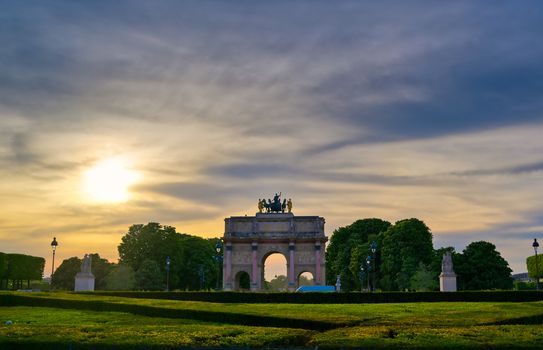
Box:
(2, 2, 543, 278)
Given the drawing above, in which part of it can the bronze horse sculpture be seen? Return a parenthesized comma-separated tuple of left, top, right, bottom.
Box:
(259, 193, 287, 213)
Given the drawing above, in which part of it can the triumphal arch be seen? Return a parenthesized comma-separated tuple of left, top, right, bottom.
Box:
(222, 194, 327, 291)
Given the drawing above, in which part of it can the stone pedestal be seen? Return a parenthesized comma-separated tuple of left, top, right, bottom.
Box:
(74, 272, 95, 291)
(440, 273, 457, 292)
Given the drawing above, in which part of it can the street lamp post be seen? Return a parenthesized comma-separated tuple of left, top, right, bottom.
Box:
(366, 256, 372, 292)
(50, 237, 58, 278)
(359, 265, 365, 292)
(165, 256, 171, 292)
(215, 240, 223, 291)
(370, 241, 378, 292)
(533, 239, 540, 291)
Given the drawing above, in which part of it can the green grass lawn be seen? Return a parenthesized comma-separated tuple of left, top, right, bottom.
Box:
(1, 292, 543, 349)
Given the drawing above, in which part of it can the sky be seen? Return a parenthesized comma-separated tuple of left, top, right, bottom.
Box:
(1, 1, 543, 279)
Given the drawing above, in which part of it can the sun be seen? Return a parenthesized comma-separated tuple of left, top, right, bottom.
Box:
(83, 158, 140, 203)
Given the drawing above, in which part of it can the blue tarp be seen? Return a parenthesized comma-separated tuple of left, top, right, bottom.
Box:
(295, 285, 336, 293)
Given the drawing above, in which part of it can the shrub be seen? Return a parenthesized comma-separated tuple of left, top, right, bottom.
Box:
(90, 290, 543, 303)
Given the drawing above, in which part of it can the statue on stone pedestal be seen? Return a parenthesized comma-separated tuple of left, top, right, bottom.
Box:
(439, 251, 457, 292)
(287, 198, 292, 213)
(75, 254, 95, 292)
(259, 193, 289, 213)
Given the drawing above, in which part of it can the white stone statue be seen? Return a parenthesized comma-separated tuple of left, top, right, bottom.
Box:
(81, 254, 92, 274)
(441, 252, 454, 273)
(439, 251, 457, 292)
(74, 254, 95, 292)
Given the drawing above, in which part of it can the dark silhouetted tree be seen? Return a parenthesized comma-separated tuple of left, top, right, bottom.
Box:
(135, 259, 163, 290)
(0, 253, 7, 289)
(89, 253, 114, 290)
(239, 272, 250, 290)
(51, 253, 112, 290)
(118, 223, 222, 290)
(380, 218, 434, 291)
(455, 241, 513, 290)
(118, 223, 181, 273)
(51, 257, 81, 290)
(4, 254, 45, 289)
(326, 218, 391, 291)
(177, 236, 217, 290)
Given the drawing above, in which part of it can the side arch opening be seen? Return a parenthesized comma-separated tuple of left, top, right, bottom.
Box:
(234, 271, 250, 291)
(298, 271, 315, 287)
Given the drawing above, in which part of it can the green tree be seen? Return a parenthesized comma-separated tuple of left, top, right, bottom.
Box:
(51, 257, 81, 290)
(117, 222, 223, 291)
(455, 241, 513, 290)
(380, 218, 434, 291)
(326, 218, 391, 291)
(526, 255, 542, 281)
(51, 254, 112, 290)
(136, 259, 163, 290)
(177, 236, 217, 290)
(410, 262, 438, 291)
(239, 272, 250, 290)
(6, 254, 45, 289)
(0, 253, 7, 289)
(298, 274, 312, 287)
(118, 223, 181, 273)
(266, 275, 288, 291)
(265, 274, 312, 291)
(89, 254, 114, 290)
(104, 264, 136, 290)
(349, 243, 370, 290)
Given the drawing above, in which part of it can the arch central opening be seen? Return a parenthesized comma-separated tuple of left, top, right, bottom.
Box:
(263, 253, 287, 291)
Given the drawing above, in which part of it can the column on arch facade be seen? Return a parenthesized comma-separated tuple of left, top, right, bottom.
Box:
(288, 241, 296, 291)
(315, 242, 322, 285)
(224, 243, 233, 290)
(251, 242, 258, 291)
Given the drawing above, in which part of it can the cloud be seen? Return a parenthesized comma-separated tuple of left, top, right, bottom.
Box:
(1, 1, 543, 275)
(450, 160, 543, 177)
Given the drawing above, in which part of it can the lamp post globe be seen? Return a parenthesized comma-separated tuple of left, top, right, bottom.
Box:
(533, 239, 540, 291)
(50, 237, 58, 278)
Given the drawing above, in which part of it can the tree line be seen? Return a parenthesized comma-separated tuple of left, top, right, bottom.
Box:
(51, 219, 515, 291)
(0, 252, 45, 290)
(326, 218, 513, 291)
(52, 223, 222, 291)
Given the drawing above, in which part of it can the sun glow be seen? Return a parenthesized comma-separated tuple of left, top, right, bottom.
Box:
(83, 158, 140, 203)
